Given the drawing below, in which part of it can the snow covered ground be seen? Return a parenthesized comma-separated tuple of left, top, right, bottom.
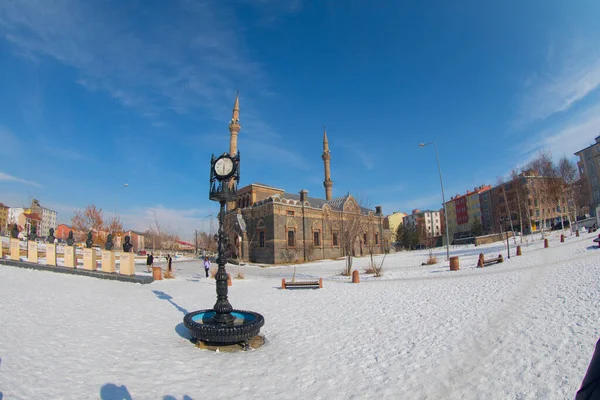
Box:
(1, 230, 599, 399)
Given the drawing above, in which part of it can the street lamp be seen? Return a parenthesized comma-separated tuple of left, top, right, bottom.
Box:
(419, 142, 451, 261)
(499, 216, 511, 259)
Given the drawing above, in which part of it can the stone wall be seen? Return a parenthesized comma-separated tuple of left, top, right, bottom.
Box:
(475, 231, 514, 246)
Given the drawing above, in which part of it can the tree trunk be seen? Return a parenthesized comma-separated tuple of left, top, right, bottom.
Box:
(541, 207, 546, 239)
(514, 186, 524, 243)
(502, 184, 517, 244)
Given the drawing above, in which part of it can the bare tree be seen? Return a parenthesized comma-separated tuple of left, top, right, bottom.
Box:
(71, 204, 105, 242)
(421, 227, 438, 265)
(197, 231, 217, 254)
(496, 176, 518, 244)
(509, 168, 532, 242)
(147, 210, 180, 252)
(558, 157, 578, 232)
(527, 151, 555, 238)
(365, 215, 387, 276)
(105, 216, 123, 234)
(340, 211, 362, 275)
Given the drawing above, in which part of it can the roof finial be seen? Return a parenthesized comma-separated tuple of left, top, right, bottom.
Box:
(231, 91, 240, 123)
(323, 126, 329, 152)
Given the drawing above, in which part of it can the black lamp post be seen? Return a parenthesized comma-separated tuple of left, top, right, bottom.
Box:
(183, 151, 264, 346)
(209, 152, 240, 324)
(500, 216, 510, 259)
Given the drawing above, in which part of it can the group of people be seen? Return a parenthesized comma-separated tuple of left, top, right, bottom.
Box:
(144, 253, 212, 277)
(145, 253, 173, 273)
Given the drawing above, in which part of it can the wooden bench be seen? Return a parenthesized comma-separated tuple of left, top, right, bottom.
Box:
(477, 253, 503, 268)
(281, 278, 323, 289)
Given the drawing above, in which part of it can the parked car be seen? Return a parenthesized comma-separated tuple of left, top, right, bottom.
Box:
(138, 250, 147, 256)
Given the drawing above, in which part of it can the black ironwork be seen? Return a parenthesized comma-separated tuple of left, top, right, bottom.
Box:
(212, 199, 235, 324)
(500, 217, 510, 259)
(208, 151, 241, 325)
(66, 231, 75, 246)
(105, 234, 114, 250)
(209, 152, 240, 202)
(11, 223, 18, 239)
(122, 235, 133, 252)
(183, 150, 264, 346)
(47, 228, 56, 244)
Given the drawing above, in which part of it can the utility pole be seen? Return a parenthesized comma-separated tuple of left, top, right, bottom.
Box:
(195, 229, 198, 257)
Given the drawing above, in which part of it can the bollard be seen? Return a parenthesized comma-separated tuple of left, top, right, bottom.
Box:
(227, 274, 232, 287)
(544, 238, 549, 248)
(576, 230, 580, 237)
(281, 278, 286, 289)
(477, 253, 484, 268)
(498, 254, 504, 263)
(352, 269, 360, 283)
(560, 234, 564, 243)
(319, 278, 323, 289)
(449, 256, 460, 271)
(516, 245, 522, 256)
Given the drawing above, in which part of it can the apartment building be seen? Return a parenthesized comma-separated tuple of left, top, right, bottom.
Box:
(445, 185, 491, 238)
(575, 136, 600, 216)
(384, 211, 407, 240)
(0, 203, 8, 234)
(403, 209, 442, 237)
(30, 199, 57, 237)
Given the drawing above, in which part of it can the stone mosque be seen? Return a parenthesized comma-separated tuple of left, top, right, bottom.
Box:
(223, 94, 390, 264)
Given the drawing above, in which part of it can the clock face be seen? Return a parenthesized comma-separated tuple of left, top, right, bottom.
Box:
(214, 157, 234, 178)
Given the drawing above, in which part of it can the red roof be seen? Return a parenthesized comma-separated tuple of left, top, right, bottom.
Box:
(176, 240, 194, 247)
(24, 212, 42, 221)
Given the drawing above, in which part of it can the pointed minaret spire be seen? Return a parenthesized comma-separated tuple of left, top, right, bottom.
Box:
(322, 126, 333, 201)
(229, 91, 241, 156)
(323, 126, 330, 153)
(232, 90, 240, 121)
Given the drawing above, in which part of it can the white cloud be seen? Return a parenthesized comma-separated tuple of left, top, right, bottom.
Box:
(338, 142, 375, 170)
(0, 0, 279, 119)
(402, 193, 445, 212)
(516, 101, 600, 164)
(119, 205, 217, 241)
(0, 172, 42, 187)
(515, 46, 600, 126)
(0, 127, 20, 155)
(41, 145, 85, 161)
(240, 138, 310, 171)
(0, 0, 307, 172)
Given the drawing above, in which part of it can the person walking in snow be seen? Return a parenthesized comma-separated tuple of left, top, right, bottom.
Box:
(203, 257, 211, 278)
(146, 254, 152, 273)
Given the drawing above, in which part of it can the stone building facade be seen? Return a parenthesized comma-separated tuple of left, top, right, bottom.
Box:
(220, 94, 390, 264)
(227, 184, 388, 264)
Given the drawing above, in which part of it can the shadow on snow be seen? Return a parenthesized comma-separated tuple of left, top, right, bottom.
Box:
(100, 383, 193, 400)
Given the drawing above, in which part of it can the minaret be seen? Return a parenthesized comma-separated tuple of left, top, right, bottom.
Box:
(226, 92, 241, 212)
(322, 127, 333, 200)
(229, 91, 241, 156)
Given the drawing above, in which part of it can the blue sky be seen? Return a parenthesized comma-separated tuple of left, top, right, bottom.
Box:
(2, 0, 600, 240)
